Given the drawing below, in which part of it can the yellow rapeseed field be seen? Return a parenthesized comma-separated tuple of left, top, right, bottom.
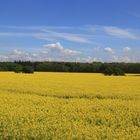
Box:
(0, 72, 140, 139)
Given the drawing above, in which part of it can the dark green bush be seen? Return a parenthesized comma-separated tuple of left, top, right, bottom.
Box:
(103, 66, 125, 76)
(13, 65, 23, 73)
(22, 66, 34, 73)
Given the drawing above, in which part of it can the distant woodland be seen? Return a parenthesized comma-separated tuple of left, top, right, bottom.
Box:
(0, 61, 140, 74)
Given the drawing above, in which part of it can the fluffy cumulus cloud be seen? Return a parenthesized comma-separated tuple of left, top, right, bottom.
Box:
(13, 49, 23, 55)
(104, 47, 114, 54)
(44, 42, 81, 56)
(44, 42, 63, 51)
(123, 47, 132, 52)
(0, 42, 82, 62)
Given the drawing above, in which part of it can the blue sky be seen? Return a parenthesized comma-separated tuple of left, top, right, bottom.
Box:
(0, 0, 140, 62)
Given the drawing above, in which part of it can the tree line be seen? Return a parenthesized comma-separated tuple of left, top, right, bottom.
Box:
(0, 61, 140, 75)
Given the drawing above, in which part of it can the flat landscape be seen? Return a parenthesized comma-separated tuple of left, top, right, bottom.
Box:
(0, 72, 140, 139)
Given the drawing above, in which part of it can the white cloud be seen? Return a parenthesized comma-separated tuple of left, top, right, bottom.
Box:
(104, 47, 114, 54)
(0, 42, 82, 62)
(45, 42, 81, 56)
(44, 42, 63, 51)
(13, 49, 23, 55)
(75, 56, 102, 63)
(84, 56, 99, 62)
(123, 47, 132, 52)
(44, 42, 81, 56)
(103, 26, 138, 39)
(63, 49, 81, 56)
(0, 55, 9, 61)
(0, 47, 139, 62)
(112, 56, 131, 62)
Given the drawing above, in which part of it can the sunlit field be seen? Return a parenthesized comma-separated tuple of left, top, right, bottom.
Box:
(0, 72, 140, 139)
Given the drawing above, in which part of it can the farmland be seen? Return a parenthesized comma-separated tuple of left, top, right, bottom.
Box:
(0, 72, 140, 139)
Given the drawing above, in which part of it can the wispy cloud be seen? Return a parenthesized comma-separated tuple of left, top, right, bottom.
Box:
(0, 26, 92, 43)
(1, 25, 139, 42)
(103, 26, 138, 39)
(0, 25, 74, 30)
(87, 25, 140, 40)
(0, 32, 38, 37)
(0, 32, 56, 42)
(129, 12, 140, 18)
(42, 29, 91, 43)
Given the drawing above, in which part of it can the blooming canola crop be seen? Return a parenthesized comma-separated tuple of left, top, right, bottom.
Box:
(0, 72, 140, 139)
